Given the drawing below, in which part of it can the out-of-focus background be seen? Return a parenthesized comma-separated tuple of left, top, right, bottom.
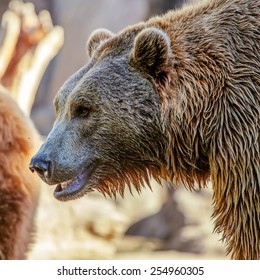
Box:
(0, 0, 227, 259)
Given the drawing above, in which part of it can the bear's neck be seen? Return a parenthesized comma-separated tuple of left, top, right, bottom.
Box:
(149, 0, 235, 188)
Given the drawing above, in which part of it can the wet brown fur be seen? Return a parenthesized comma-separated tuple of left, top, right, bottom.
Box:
(0, 87, 40, 259)
(150, 0, 260, 260)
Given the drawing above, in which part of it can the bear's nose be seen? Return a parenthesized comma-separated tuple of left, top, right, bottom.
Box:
(29, 156, 52, 180)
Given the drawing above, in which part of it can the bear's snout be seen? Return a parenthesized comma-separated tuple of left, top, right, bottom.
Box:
(29, 154, 52, 182)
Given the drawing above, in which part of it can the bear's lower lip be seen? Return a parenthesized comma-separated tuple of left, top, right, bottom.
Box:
(53, 164, 96, 201)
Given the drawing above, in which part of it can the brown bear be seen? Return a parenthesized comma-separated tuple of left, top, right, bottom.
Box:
(30, 0, 260, 260)
(0, 87, 40, 259)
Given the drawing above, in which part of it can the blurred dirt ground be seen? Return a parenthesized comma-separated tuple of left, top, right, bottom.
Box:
(28, 180, 227, 260)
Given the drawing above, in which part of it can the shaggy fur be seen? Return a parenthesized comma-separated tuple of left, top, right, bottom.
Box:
(0, 87, 40, 259)
(31, 0, 259, 260)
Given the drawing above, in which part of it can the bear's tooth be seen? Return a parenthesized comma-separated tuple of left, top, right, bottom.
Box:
(61, 179, 73, 189)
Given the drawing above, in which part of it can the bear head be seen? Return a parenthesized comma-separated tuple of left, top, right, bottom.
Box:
(30, 26, 173, 200)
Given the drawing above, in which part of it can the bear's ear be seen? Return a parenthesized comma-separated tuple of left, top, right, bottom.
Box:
(131, 28, 171, 76)
(86, 28, 114, 58)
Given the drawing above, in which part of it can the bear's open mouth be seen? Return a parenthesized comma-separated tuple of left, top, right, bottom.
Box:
(53, 163, 96, 200)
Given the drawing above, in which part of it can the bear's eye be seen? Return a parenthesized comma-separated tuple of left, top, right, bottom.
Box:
(74, 105, 90, 118)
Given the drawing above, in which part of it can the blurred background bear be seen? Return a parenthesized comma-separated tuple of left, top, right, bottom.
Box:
(0, 86, 40, 259)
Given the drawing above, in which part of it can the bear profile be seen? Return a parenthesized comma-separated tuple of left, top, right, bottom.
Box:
(30, 0, 260, 259)
(0, 87, 40, 259)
